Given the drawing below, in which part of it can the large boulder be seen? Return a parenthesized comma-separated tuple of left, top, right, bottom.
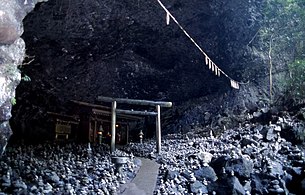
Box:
(208, 176, 245, 195)
(225, 157, 254, 180)
(194, 166, 218, 182)
(251, 173, 272, 194)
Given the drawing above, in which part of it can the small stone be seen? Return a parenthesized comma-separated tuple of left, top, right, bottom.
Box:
(197, 152, 213, 164)
(189, 173, 196, 182)
(270, 180, 280, 185)
(1, 181, 11, 188)
(43, 183, 53, 194)
(30, 185, 38, 192)
(192, 181, 208, 194)
(49, 172, 60, 183)
(276, 188, 285, 193)
(166, 170, 180, 180)
(269, 187, 285, 194)
(13, 180, 27, 190)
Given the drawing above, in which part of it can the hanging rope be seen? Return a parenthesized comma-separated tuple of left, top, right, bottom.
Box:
(157, 0, 242, 89)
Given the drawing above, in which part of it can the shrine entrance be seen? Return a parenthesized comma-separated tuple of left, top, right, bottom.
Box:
(47, 97, 172, 150)
(97, 96, 172, 153)
(71, 100, 142, 145)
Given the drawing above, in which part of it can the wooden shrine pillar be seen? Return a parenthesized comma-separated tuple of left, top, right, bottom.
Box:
(156, 105, 161, 153)
(111, 101, 117, 153)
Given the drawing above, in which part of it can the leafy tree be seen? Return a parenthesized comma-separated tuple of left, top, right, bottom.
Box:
(262, 0, 305, 52)
(259, 0, 305, 103)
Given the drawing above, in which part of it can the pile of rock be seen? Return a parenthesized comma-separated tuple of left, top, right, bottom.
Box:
(1, 117, 304, 194)
(0, 143, 139, 194)
(125, 121, 305, 194)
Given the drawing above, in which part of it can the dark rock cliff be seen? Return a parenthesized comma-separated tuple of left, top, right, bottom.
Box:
(3, 0, 294, 143)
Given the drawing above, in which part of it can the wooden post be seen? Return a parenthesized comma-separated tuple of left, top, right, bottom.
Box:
(94, 120, 97, 143)
(126, 124, 129, 144)
(111, 101, 117, 153)
(156, 105, 161, 153)
(89, 117, 92, 142)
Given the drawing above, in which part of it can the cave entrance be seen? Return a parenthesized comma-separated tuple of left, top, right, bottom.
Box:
(97, 96, 172, 153)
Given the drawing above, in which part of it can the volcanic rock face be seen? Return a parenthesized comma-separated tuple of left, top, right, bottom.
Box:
(11, 0, 274, 139)
(38, 0, 262, 101)
(0, 0, 48, 155)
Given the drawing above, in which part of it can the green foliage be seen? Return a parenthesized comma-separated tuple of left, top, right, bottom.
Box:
(259, 0, 305, 103)
(21, 74, 31, 82)
(293, 122, 305, 143)
(11, 97, 16, 105)
(287, 59, 305, 102)
(261, 0, 305, 55)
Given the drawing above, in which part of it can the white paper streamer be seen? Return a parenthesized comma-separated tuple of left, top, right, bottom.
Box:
(166, 12, 170, 25)
(230, 80, 239, 89)
(205, 56, 209, 65)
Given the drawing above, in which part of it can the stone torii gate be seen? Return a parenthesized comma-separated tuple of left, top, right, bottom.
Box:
(97, 96, 172, 153)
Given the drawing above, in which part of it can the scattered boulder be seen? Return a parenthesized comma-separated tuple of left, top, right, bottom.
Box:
(261, 126, 276, 142)
(251, 173, 273, 194)
(209, 176, 245, 195)
(197, 151, 213, 165)
(190, 180, 208, 194)
(267, 160, 284, 178)
(241, 137, 258, 147)
(225, 157, 254, 180)
(194, 166, 218, 182)
(166, 170, 180, 181)
(210, 156, 230, 176)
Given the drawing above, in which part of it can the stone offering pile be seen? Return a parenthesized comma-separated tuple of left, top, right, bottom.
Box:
(0, 143, 138, 194)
